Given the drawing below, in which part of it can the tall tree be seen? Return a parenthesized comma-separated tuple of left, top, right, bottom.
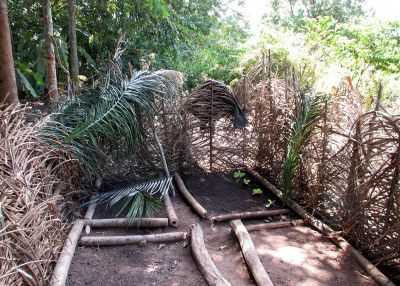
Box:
(268, 0, 369, 31)
(68, 0, 79, 88)
(42, 0, 58, 104)
(0, 0, 18, 108)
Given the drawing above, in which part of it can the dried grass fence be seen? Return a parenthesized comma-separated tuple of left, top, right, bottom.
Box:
(180, 51, 399, 282)
(0, 107, 83, 286)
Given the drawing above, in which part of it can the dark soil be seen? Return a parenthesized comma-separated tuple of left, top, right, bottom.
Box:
(182, 172, 284, 216)
(67, 172, 378, 286)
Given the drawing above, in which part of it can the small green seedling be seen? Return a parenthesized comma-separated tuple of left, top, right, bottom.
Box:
(252, 188, 263, 196)
(243, 178, 251, 185)
(233, 170, 246, 179)
(265, 199, 275, 208)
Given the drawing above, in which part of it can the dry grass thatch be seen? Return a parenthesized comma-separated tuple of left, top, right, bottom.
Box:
(0, 106, 83, 286)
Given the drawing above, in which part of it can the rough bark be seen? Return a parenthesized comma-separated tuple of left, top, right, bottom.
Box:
(245, 220, 304, 232)
(0, 0, 18, 108)
(230, 219, 274, 286)
(68, 0, 79, 87)
(164, 193, 179, 227)
(211, 209, 290, 222)
(49, 219, 85, 286)
(80, 232, 187, 246)
(191, 224, 231, 286)
(86, 218, 169, 228)
(42, 0, 59, 105)
(174, 173, 208, 218)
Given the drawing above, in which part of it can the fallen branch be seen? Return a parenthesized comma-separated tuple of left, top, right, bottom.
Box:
(174, 173, 208, 218)
(86, 218, 168, 228)
(164, 193, 179, 227)
(211, 209, 290, 222)
(49, 219, 85, 286)
(191, 224, 231, 286)
(246, 219, 304, 232)
(230, 219, 274, 286)
(246, 168, 395, 286)
(80, 231, 187, 246)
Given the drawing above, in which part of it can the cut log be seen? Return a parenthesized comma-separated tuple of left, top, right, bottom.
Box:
(246, 220, 304, 232)
(87, 218, 168, 228)
(211, 209, 290, 222)
(80, 232, 187, 247)
(164, 193, 179, 227)
(49, 219, 85, 286)
(191, 224, 231, 286)
(246, 168, 395, 286)
(230, 219, 274, 286)
(83, 198, 97, 234)
(174, 173, 208, 218)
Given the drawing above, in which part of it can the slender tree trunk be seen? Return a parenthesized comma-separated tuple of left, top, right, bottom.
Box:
(0, 0, 18, 108)
(68, 0, 79, 87)
(42, 0, 59, 105)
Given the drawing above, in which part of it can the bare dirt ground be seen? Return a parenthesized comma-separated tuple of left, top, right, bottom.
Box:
(67, 173, 377, 286)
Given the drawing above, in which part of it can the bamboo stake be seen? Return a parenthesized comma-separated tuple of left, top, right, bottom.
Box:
(83, 197, 97, 234)
(230, 219, 274, 286)
(49, 219, 85, 286)
(211, 209, 290, 222)
(164, 193, 179, 227)
(174, 173, 208, 218)
(80, 231, 187, 246)
(245, 220, 304, 232)
(191, 224, 231, 286)
(86, 218, 168, 228)
(246, 168, 395, 286)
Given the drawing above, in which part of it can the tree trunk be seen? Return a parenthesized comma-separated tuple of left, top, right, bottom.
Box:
(68, 0, 79, 87)
(42, 0, 59, 105)
(0, 0, 18, 108)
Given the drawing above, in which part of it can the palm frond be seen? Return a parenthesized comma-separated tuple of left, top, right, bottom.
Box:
(39, 70, 183, 175)
(282, 92, 326, 202)
(84, 177, 172, 219)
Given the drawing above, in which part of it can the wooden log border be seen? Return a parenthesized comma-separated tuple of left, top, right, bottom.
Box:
(80, 231, 187, 247)
(246, 168, 395, 286)
(87, 218, 169, 228)
(191, 224, 231, 286)
(211, 209, 290, 222)
(245, 219, 304, 232)
(230, 219, 274, 286)
(174, 173, 208, 218)
(164, 193, 179, 227)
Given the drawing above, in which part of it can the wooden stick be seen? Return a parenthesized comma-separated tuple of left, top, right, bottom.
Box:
(80, 232, 187, 247)
(49, 219, 85, 286)
(83, 198, 97, 234)
(211, 209, 290, 222)
(246, 168, 395, 286)
(230, 219, 274, 286)
(245, 220, 304, 232)
(86, 218, 168, 228)
(174, 173, 208, 218)
(164, 193, 179, 227)
(191, 224, 231, 286)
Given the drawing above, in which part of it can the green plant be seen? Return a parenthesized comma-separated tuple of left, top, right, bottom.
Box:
(243, 178, 251, 185)
(282, 92, 325, 203)
(265, 199, 275, 208)
(252, 188, 263, 196)
(233, 170, 246, 179)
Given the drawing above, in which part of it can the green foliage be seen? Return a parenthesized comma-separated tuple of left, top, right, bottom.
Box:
(282, 92, 325, 203)
(243, 178, 251, 185)
(252, 188, 263, 196)
(267, 0, 369, 31)
(233, 170, 246, 179)
(265, 199, 275, 208)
